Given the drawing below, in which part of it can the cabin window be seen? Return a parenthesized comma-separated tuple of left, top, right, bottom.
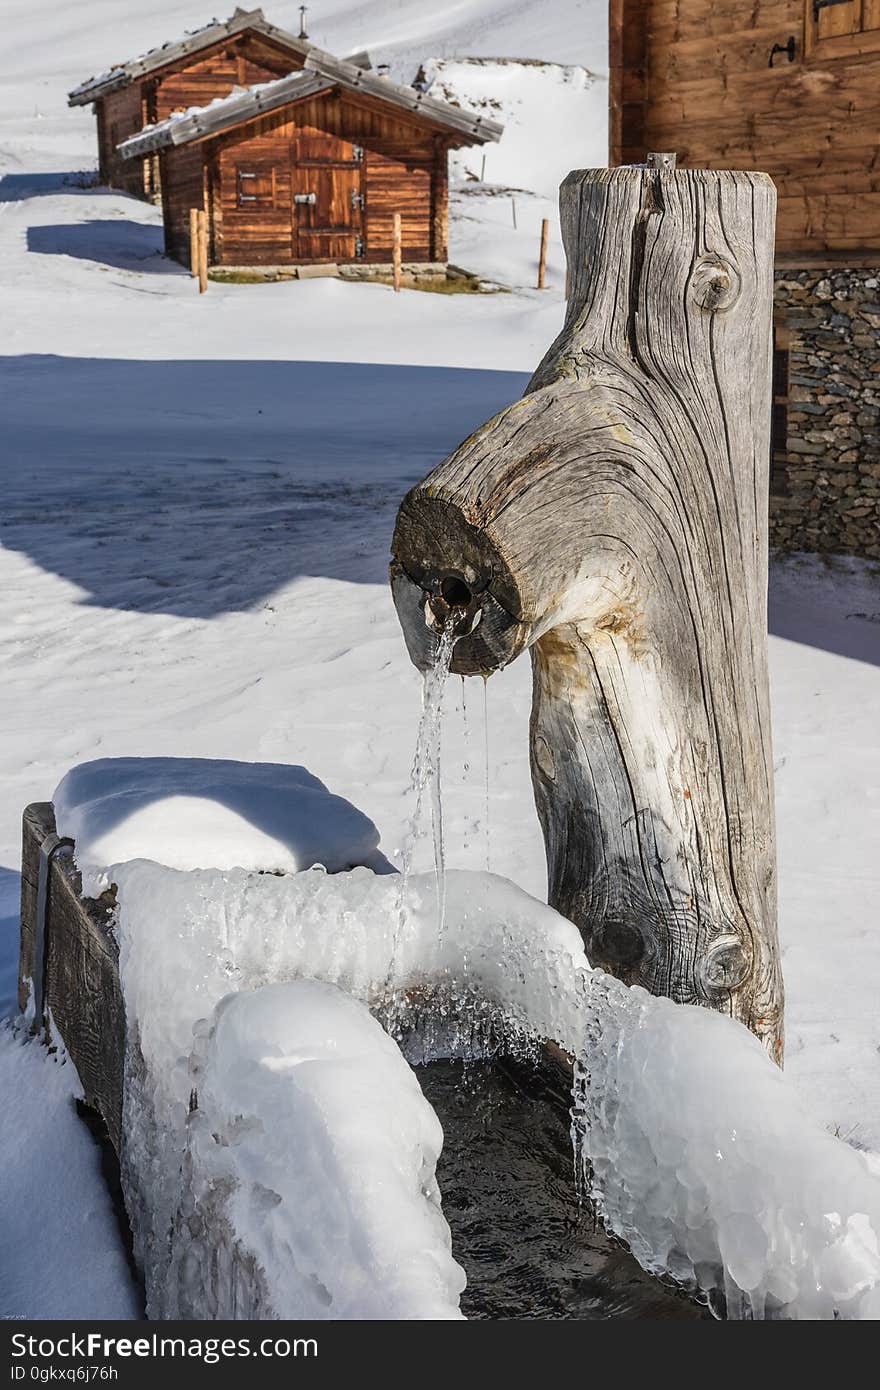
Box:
(770, 324, 791, 497)
(236, 168, 276, 209)
(805, 0, 880, 61)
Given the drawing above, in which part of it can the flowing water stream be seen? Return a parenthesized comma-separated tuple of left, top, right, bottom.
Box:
(386, 628, 707, 1318)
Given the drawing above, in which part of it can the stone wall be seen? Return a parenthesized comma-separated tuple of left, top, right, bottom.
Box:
(770, 267, 880, 559)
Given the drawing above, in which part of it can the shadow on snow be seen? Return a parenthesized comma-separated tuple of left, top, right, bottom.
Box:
(1, 352, 876, 664)
(27, 220, 178, 275)
(0, 355, 528, 618)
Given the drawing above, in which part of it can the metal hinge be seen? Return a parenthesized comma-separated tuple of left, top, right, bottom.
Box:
(813, 0, 852, 18)
(355, 234, 365, 257)
(352, 144, 364, 163)
(294, 192, 317, 205)
(351, 190, 365, 209)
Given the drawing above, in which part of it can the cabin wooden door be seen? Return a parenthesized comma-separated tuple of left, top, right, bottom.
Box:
(290, 132, 363, 262)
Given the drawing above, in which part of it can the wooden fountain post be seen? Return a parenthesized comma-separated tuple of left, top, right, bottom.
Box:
(390, 158, 784, 1060)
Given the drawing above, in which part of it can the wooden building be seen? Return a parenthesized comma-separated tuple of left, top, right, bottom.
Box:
(118, 51, 502, 269)
(68, 9, 314, 200)
(610, 0, 880, 557)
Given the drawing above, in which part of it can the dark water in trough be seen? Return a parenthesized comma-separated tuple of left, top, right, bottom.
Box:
(418, 1058, 708, 1321)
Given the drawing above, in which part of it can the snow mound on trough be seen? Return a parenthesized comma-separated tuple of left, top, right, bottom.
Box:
(111, 856, 880, 1320)
(169, 980, 464, 1320)
(54, 757, 389, 895)
(417, 58, 606, 197)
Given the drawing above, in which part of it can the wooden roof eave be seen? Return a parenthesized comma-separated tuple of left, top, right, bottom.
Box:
(302, 50, 504, 146)
(68, 8, 311, 107)
(117, 73, 336, 159)
(118, 57, 505, 162)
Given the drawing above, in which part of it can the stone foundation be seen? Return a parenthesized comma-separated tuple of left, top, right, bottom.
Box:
(771, 267, 880, 559)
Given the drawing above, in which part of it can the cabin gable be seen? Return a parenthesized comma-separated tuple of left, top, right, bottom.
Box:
(95, 27, 309, 200)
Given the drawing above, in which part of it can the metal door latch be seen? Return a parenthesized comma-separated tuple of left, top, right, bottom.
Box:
(355, 235, 365, 257)
(352, 145, 364, 163)
(294, 192, 317, 205)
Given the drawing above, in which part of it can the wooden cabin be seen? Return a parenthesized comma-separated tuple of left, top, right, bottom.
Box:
(610, 0, 880, 558)
(68, 9, 313, 200)
(118, 52, 503, 269)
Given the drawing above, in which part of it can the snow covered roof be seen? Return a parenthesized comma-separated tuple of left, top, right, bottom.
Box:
(118, 49, 504, 159)
(67, 8, 311, 107)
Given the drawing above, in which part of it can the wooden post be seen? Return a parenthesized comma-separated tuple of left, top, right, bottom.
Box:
(189, 208, 199, 277)
(392, 212, 402, 292)
(197, 208, 208, 294)
(537, 218, 549, 289)
(390, 164, 784, 1060)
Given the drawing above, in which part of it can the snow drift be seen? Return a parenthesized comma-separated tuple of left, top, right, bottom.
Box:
(418, 58, 605, 197)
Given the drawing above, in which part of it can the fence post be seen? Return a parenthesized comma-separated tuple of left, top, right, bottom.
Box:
(537, 218, 549, 289)
(392, 212, 402, 292)
(189, 208, 199, 278)
(197, 209, 208, 295)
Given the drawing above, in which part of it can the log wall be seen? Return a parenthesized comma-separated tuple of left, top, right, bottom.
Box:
(160, 143, 210, 265)
(610, 0, 880, 255)
(99, 86, 149, 198)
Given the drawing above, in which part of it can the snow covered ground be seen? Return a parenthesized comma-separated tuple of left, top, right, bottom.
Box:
(1, 0, 879, 1321)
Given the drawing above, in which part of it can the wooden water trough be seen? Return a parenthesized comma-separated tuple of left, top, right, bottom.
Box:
(18, 801, 705, 1319)
(20, 802, 125, 1150)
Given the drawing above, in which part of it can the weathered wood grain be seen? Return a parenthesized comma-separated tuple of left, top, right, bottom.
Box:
(391, 165, 784, 1059)
(20, 804, 125, 1150)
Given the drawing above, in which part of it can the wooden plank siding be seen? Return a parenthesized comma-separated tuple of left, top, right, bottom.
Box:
(611, 0, 880, 254)
(162, 90, 452, 267)
(160, 143, 209, 265)
(99, 31, 308, 200)
(100, 84, 149, 197)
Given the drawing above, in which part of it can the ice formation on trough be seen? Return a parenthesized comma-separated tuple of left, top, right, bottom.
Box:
(114, 863, 587, 1318)
(575, 975, 880, 1321)
(168, 981, 465, 1319)
(54, 757, 389, 895)
(109, 855, 880, 1320)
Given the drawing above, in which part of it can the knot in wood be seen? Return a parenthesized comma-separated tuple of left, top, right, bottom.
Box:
(533, 733, 556, 782)
(702, 934, 749, 992)
(689, 254, 741, 312)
